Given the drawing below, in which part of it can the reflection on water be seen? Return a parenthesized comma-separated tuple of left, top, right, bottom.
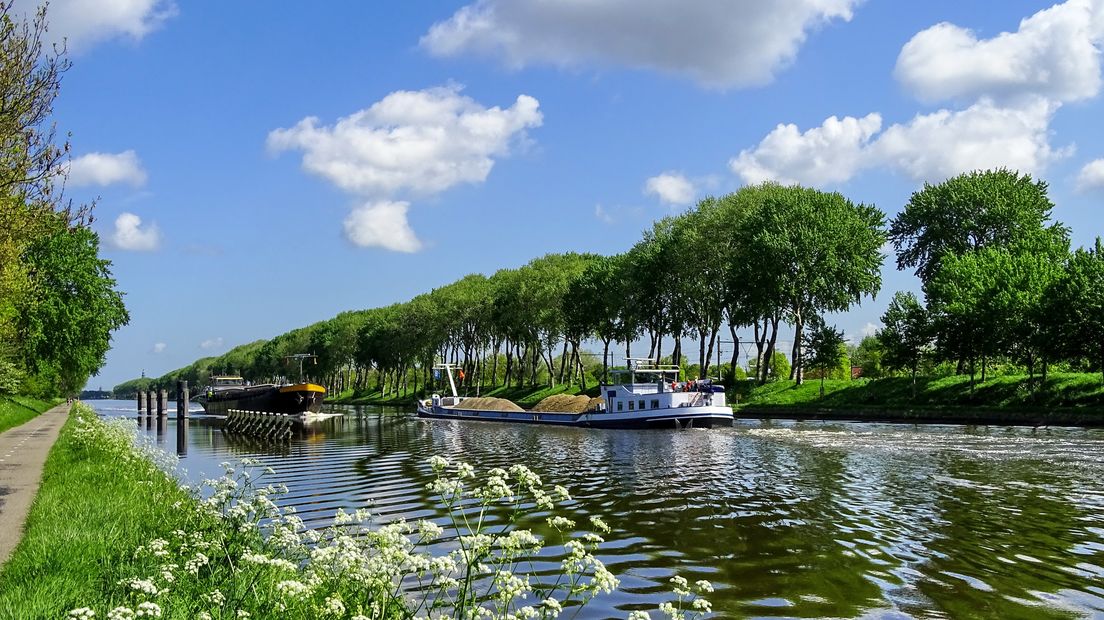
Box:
(91, 400, 1104, 619)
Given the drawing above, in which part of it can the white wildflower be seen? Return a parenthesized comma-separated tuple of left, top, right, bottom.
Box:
(276, 579, 311, 599)
(628, 612, 651, 620)
(428, 455, 449, 472)
(589, 515, 611, 534)
(68, 609, 96, 619)
(670, 575, 690, 596)
(695, 579, 714, 594)
(547, 516, 575, 530)
(321, 596, 345, 616)
(107, 607, 135, 620)
(691, 598, 712, 613)
(135, 602, 161, 618)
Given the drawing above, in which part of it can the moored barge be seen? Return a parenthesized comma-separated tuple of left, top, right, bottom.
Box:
(417, 361, 733, 429)
(195, 375, 326, 416)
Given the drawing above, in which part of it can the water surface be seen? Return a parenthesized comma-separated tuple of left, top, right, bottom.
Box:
(91, 400, 1104, 619)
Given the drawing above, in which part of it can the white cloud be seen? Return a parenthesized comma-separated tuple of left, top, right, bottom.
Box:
(343, 201, 422, 252)
(1077, 158, 1104, 191)
(730, 113, 882, 186)
(269, 85, 541, 252)
(109, 212, 160, 251)
(46, 0, 176, 53)
(151, 342, 166, 354)
(644, 172, 696, 206)
(895, 0, 1104, 104)
(267, 85, 541, 197)
(730, 99, 1067, 186)
(846, 322, 880, 344)
(67, 150, 147, 187)
(200, 337, 223, 350)
(421, 0, 861, 88)
(594, 204, 614, 224)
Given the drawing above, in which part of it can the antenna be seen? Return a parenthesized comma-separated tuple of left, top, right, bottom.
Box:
(284, 353, 317, 383)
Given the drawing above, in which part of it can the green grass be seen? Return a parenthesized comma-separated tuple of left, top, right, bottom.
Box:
(0, 395, 60, 434)
(0, 406, 194, 618)
(736, 373, 1104, 423)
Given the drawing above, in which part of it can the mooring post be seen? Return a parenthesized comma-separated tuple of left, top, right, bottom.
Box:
(138, 390, 144, 413)
(176, 417, 188, 457)
(146, 390, 153, 418)
(176, 380, 189, 420)
(157, 389, 166, 416)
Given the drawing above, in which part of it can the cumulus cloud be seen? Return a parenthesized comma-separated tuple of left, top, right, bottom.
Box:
(1077, 158, 1104, 191)
(269, 85, 541, 251)
(872, 98, 1066, 182)
(67, 150, 147, 187)
(343, 201, 422, 252)
(151, 342, 166, 354)
(730, 99, 1067, 186)
(46, 0, 176, 53)
(730, 114, 882, 186)
(895, 0, 1104, 104)
(644, 172, 696, 206)
(267, 85, 541, 197)
(109, 212, 160, 251)
(200, 337, 223, 350)
(846, 322, 880, 344)
(421, 0, 861, 88)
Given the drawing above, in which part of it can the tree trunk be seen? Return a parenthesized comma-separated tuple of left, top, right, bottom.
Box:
(761, 316, 779, 383)
(698, 329, 708, 379)
(981, 353, 987, 383)
(557, 339, 569, 385)
(602, 339, 610, 383)
(704, 325, 719, 379)
(656, 333, 664, 363)
(790, 307, 804, 384)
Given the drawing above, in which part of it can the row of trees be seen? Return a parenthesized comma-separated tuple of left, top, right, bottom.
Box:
(0, 6, 129, 398)
(876, 170, 1104, 388)
(120, 182, 888, 396)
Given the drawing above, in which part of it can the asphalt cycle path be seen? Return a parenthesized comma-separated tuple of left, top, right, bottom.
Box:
(0, 402, 70, 566)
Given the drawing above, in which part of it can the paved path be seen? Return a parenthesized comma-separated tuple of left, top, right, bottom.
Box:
(0, 402, 69, 566)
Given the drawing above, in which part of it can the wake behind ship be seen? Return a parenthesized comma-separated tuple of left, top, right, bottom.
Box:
(195, 375, 325, 416)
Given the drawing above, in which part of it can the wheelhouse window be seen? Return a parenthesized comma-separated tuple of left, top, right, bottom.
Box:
(650, 399, 660, 409)
(639, 400, 646, 410)
(616, 401, 623, 411)
(628, 401, 635, 411)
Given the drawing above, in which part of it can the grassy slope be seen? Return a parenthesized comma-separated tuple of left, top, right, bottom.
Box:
(737, 373, 1104, 421)
(0, 395, 60, 434)
(0, 408, 193, 618)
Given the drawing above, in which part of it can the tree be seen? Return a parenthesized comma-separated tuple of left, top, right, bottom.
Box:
(850, 335, 883, 378)
(802, 317, 847, 396)
(17, 222, 129, 395)
(877, 292, 931, 396)
(743, 184, 885, 384)
(926, 229, 1069, 384)
(1046, 238, 1104, 383)
(889, 169, 1061, 286)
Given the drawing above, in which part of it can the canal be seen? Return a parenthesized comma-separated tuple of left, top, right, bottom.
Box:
(91, 400, 1104, 619)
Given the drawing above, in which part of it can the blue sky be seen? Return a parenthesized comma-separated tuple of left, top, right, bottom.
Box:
(56, 0, 1104, 389)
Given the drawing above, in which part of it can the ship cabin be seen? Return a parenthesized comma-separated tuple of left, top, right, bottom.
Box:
(600, 360, 726, 414)
(209, 375, 245, 391)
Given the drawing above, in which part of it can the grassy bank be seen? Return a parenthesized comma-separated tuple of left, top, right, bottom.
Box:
(0, 395, 60, 434)
(329, 381, 601, 408)
(0, 405, 194, 618)
(0, 405, 679, 619)
(735, 373, 1104, 424)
